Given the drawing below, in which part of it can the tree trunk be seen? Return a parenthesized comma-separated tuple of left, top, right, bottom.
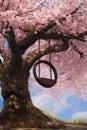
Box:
(0, 59, 46, 127)
(0, 59, 65, 128)
(0, 26, 65, 128)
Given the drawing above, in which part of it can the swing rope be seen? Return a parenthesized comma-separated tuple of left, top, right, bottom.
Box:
(38, 39, 52, 79)
(48, 39, 52, 79)
(33, 39, 58, 88)
(38, 39, 40, 78)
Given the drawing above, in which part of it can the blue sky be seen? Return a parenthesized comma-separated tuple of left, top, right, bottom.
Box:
(29, 84, 87, 121)
(0, 96, 3, 111)
(58, 94, 87, 121)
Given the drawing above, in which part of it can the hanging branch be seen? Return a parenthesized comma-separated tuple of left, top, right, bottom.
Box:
(17, 4, 85, 54)
(1, 3, 85, 56)
(70, 41, 85, 58)
(18, 21, 56, 54)
(24, 42, 69, 70)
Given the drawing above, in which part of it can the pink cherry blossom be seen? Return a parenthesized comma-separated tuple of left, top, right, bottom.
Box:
(0, 0, 87, 102)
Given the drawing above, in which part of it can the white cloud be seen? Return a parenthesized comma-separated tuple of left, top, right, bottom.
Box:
(71, 111, 87, 121)
(31, 90, 71, 119)
(32, 94, 62, 119)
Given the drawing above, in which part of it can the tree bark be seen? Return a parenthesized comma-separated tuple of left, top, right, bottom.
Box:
(0, 56, 65, 128)
(0, 58, 50, 128)
(0, 26, 66, 128)
(0, 47, 66, 128)
(26, 42, 69, 69)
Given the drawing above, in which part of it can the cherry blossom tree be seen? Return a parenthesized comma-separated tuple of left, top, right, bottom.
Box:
(0, 0, 87, 128)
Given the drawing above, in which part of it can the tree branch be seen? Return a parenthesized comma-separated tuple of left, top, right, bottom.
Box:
(16, 0, 47, 16)
(24, 42, 69, 70)
(70, 41, 86, 58)
(17, 4, 86, 54)
(0, 0, 4, 6)
(18, 24, 87, 55)
(18, 21, 56, 54)
(5, 26, 22, 73)
(41, 29, 87, 42)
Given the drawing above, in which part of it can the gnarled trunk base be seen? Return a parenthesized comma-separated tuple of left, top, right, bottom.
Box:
(0, 95, 65, 128)
(0, 97, 51, 128)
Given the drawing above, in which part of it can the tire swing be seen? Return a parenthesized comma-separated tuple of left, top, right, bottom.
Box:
(33, 39, 58, 88)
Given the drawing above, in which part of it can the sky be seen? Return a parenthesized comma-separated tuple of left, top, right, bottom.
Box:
(29, 82, 87, 122)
